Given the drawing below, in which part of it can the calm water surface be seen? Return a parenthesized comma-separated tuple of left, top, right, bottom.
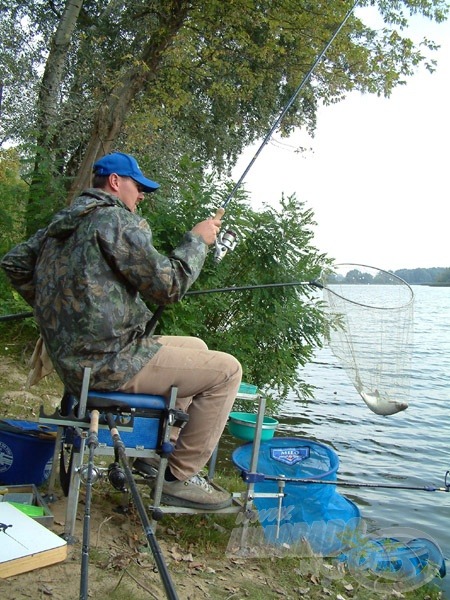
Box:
(279, 285, 450, 596)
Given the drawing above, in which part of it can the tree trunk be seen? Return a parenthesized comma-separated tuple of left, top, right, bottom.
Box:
(67, 0, 191, 203)
(37, 0, 84, 142)
(27, 0, 84, 235)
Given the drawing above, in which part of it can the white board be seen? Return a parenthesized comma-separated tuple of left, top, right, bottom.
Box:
(0, 502, 67, 578)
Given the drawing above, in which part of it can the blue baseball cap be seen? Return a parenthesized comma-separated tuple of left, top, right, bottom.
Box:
(93, 152, 160, 193)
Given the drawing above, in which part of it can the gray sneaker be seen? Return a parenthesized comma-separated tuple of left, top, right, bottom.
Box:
(161, 474, 232, 510)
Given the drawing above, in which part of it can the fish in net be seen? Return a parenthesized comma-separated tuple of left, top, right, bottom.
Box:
(319, 264, 414, 416)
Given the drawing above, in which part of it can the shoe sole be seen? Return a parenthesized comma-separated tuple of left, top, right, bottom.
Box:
(159, 491, 232, 511)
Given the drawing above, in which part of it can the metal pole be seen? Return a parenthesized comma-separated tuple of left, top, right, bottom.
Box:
(185, 281, 321, 296)
(241, 471, 450, 493)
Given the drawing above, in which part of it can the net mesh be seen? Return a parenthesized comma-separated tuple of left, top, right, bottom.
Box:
(320, 264, 414, 416)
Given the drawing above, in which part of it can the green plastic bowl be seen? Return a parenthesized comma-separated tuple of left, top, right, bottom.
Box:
(228, 411, 279, 441)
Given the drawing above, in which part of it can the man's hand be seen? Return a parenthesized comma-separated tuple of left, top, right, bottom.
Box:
(191, 216, 222, 246)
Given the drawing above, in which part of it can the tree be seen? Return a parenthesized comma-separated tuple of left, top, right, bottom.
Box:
(0, 149, 32, 317)
(436, 268, 450, 284)
(0, 0, 448, 232)
(138, 159, 329, 400)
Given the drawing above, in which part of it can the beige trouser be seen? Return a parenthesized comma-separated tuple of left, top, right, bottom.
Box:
(120, 336, 242, 480)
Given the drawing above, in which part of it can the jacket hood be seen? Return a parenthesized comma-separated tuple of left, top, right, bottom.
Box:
(46, 189, 125, 240)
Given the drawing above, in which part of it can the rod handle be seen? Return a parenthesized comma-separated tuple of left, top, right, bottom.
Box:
(89, 409, 100, 435)
(213, 207, 225, 220)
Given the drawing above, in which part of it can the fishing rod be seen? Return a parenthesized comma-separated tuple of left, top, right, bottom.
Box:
(220, 0, 359, 213)
(185, 281, 322, 296)
(0, 310, 33, 321)
(0, 282, 323, 326)
(106, 413, 179, 600)
(240, 471, 450, 494)
(0, 281, 324, 323)
(213, 1, 359, 262)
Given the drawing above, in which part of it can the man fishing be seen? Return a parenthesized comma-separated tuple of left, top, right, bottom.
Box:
(1, 151, 242, 510)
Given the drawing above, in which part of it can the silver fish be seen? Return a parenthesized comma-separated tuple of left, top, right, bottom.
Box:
(360, 390, 408, 416)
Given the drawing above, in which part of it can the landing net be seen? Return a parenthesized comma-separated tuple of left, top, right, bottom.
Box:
(319, 264, 414, 416)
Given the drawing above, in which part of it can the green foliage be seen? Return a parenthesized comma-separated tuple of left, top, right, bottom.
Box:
(140, 158, 330, 401)
(0, 149, 30, 313)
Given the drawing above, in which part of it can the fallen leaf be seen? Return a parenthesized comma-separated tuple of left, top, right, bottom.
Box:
(343, 582, 354, 592)
(272, 587, 287, 596)
(39, 586, 53, 596)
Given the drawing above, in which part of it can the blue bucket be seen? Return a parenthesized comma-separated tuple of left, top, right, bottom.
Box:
(0, 420, 57, 486)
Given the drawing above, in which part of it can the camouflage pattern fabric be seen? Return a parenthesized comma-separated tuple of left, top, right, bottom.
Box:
(1, 189, 208, 393)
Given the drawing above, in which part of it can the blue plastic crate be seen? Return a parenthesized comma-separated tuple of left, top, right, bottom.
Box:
(97, 416, 161, 450)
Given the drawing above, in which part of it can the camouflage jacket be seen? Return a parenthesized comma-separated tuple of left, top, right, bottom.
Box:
(1, 189, 208, 394)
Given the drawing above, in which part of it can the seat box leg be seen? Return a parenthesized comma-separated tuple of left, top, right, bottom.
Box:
(63, 435, 86, 542)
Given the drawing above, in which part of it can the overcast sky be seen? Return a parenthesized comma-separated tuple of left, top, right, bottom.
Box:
(232, 8, 450, 272)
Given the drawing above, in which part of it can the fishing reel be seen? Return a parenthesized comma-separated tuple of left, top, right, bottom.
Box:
(79, 464, 102, 485)
(214, 229, 237, 262)
(108, 461, 127, 492)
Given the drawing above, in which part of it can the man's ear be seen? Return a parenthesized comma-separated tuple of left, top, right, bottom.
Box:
(107, 173, 120, 192)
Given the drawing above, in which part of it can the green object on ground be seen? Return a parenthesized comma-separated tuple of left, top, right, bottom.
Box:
(8, 501, 45, 517)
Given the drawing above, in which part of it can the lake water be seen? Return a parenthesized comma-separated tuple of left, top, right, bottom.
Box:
(223, 285, 449, 596)
(281, 284, 450, 596)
